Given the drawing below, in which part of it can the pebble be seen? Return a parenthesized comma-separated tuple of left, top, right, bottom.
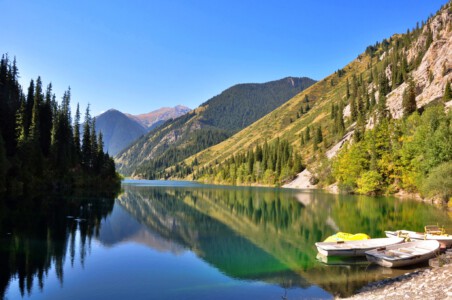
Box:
(337, 257, 452, 300)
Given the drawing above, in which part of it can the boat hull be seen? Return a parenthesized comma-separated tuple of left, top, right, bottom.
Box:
(315, 237, 404, 257)
(365, 240, 440, 268)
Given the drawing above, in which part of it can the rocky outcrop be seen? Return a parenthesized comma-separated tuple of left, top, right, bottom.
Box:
(387, 8, 452, 119)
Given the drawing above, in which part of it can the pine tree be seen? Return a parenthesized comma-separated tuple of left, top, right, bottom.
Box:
(315, 126, 323, 144)
(330, 103, 336, 119)
(40, 83, 53, 156)
(346, 78, 350, 99)
(81, 105, 92, 169)
(335, 102, 345, 137)
(443, 81, 452, 102)
(350, 96, 358, 121)
(90, 117, 98, 168)
(305, 126, 311, 141)
(74, 103, 81, 157)
(15, 101, 27, 149)
(402, 77, 417, 117)
(24, 79, 34, 136)
(370, 89, 376, 109)
(29, 77, 42, 144)
(97, 131, 104, 154)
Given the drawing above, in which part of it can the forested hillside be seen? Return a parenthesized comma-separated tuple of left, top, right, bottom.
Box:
(0, 55, 120, 195)
(115, 77, 315, 178)
(176, 2, 452, 202)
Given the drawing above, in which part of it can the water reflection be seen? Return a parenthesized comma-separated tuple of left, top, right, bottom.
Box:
(1, 182, 451, 299)
(0, 196, 115, 298)
(117, 184, 452, 297)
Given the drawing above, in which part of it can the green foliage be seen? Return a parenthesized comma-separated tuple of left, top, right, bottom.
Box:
(333, 105, 452, 196)
(195, 138, 303, 186)
(199, 77, 316, 132)
(444, 81, 452, 102)
(356, 170, 382, 195)
(0, 55, 119, 195)
(135, 128, 230, 179)
(421, 162, 452, 200)
(402, 77, 417, 117)
(118, 77, 315, 177)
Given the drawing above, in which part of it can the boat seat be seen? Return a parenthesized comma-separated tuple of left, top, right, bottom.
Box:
(425, 225, 445, 235)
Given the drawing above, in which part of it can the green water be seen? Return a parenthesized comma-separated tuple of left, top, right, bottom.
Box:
(1, 180, 451, 299)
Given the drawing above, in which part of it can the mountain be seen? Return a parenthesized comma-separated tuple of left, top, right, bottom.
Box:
(96, 106, 191, 156)
(175, 2, 452, 200)
(115, 76, 316, 177)
(126, 105, 191, 129)
(95, 109, 148, 156)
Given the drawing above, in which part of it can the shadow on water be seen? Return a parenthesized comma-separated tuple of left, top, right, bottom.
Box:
(0, 194, 115, 298)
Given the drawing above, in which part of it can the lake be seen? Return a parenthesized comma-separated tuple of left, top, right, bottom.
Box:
(1, 180, 451, 299)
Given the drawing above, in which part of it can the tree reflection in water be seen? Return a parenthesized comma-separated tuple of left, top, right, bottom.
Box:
(0, 196, 115, 297)
(1, 183, 451, 299)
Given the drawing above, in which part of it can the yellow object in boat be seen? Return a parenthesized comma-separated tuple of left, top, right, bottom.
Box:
(323, 232, 371, 243)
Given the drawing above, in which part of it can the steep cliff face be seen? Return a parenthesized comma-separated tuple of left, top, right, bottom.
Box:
(387, 7, 452, 118)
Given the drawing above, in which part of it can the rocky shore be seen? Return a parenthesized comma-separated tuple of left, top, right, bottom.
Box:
(339, 255, 452, 300)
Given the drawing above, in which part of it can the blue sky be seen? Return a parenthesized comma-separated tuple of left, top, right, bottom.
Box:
(1, 0, 448, 116)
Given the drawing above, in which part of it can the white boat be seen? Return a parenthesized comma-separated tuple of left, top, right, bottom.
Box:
(385, 230, 452, 248)
(365, 240, 440, 268)
(315, 237, 404, 257)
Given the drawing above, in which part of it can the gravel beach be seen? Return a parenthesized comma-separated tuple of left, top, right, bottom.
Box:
(339, 262, 452, 300)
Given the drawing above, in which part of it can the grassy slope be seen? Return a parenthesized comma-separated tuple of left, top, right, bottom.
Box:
(183, 55, 370, 176)
(116, 77, 315, 176)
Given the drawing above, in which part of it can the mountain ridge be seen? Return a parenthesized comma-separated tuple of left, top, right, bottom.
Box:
(95, 105, 190, 156)
(115, 76, 316, 177)
(172, 1, 452, 200)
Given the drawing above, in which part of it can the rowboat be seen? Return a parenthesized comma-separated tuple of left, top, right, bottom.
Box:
(385, 229, 452, 248)
(315, 237, 404, 257)
(365, 240, 440, 268)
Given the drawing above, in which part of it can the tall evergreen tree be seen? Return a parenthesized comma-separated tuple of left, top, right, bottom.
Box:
(402, 77, 417, 117)
(443, 81, 452, 102)
(90, 117, 98, 170)
(24, 79, 34, 136)
(40, 83, 53, 156)
(29, 77, 42, 144)
(81, 105, 92, 169)
(350, 96, 358, 121)
(346, 78, 350, 99)
(315, 126, 323, 144)
(74, 103, 81, 157)
(15, 101, 27, 149)
(305, 126, 311, 141)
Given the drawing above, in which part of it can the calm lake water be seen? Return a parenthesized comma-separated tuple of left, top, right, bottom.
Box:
(1, 180, 451, 299)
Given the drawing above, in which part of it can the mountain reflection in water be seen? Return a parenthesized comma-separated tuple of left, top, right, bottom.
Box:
(1, 181, 451, 299)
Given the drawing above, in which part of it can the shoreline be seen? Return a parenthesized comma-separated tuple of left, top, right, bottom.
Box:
(338, 261, 452, 300)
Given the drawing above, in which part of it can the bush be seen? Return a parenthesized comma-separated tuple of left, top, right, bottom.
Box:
(421, 162, 452, 201)
(356, 170, 383, 195)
